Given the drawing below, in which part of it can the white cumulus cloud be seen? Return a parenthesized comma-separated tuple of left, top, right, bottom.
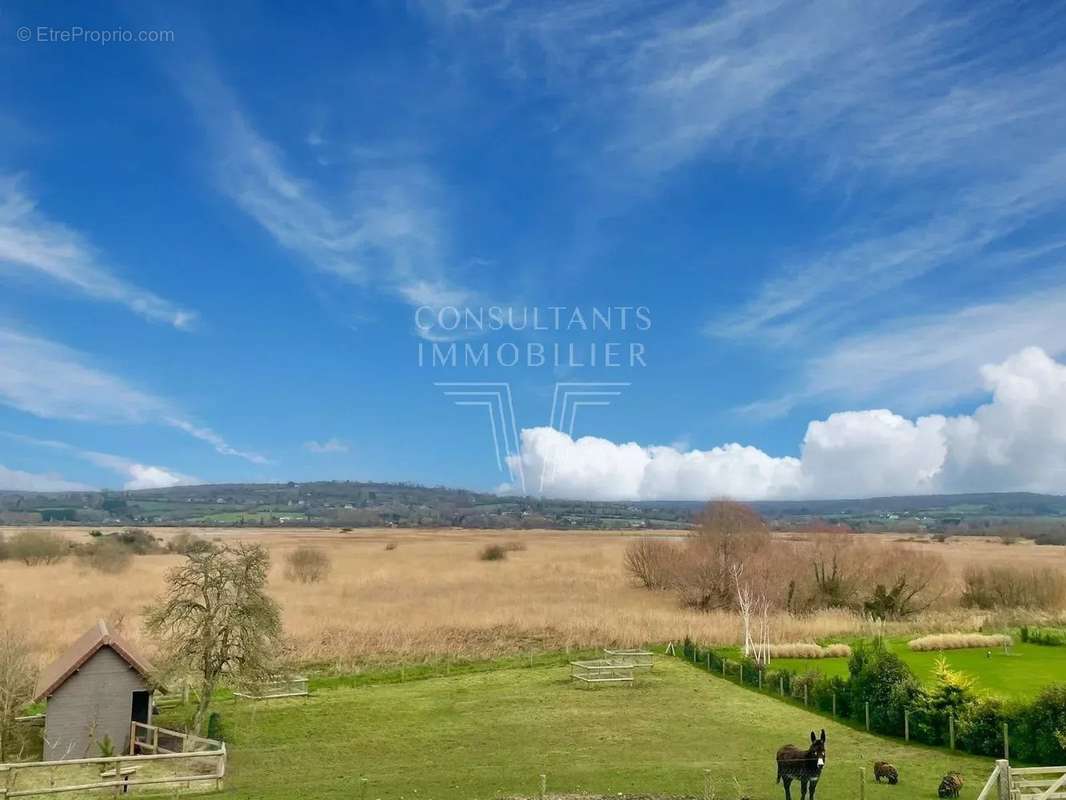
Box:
(505, 346, 1066, 500)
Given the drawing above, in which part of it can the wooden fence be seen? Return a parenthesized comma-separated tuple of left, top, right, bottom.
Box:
(232, 676, 309, 700)
(0, 724, 224, 798)
(975, 760, 1066, 800)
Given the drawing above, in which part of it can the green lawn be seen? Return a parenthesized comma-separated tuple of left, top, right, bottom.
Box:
(758, 639, 1066, 701)
(216, 658, 994, 800)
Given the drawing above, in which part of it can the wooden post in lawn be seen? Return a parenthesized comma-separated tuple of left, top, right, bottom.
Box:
(904, 710, 910, 741)
(703, 769, 712, 800)
(758, 670, 763, 690)
(539, 774, 547, 800)
(996, 759, 1011, 800)
(865, 702, 870, 731)
(949, 715, 956, 750)
(360, 777, 368, 800)
(740, 664, 744, 684)
(859, 768, 865, 800)
(707, 653, 711, 671)
(779, 676, 784, 697)
(832, 693, 837, 717)
(804, 684, 808, 707)
(1003, 723, 1010, 760)
(722, 660, 726, 677)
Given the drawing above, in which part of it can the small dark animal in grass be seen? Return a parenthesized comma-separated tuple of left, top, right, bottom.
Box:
(938, 773, 964, 798)
(873, 762, 899, 785)
(776, 729, 827, 800)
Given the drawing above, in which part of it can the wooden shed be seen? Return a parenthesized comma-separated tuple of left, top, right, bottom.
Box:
(34, 620, 155, 761)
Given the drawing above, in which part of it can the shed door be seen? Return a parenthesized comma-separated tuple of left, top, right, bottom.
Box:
(131, 690, 151, 726)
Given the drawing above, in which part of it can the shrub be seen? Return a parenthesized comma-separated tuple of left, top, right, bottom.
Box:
(1015, 684, 1066, 764)
(81, 539, 133, 574)
(1021, 626, 1066, 646)
(956, 696, 1012, 757)
(961, 565, 1066, 610)
(908, 633, 1012, 651)
(624, 537, 681, 589)
(168, 531, 213, 555)
(113, 528, 161, 554)
(479, 544, 507, 561)
(8, 530, 68, 565)
(284, 546, 331, 583)
(848, 642, 927, 736)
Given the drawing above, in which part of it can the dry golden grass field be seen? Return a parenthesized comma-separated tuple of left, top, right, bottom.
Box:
(2, 526, 1064, 671)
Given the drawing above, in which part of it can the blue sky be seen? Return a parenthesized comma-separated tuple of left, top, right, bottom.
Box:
(2, 1, 1066, 499)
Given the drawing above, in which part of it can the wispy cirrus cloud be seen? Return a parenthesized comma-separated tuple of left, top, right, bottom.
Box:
(173, 61, 479, 337)
(304, 438, 349, 454)
(0, 326, 266, 464)
(0, 463, 92, 492)
(739, 285, 1066, 417)
(1, 432, 198, 490)
(0, 175, 196, 329)
(434, 1, 1066, 413)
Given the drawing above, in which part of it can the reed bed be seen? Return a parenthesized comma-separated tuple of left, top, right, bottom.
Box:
(907, 632, 1013, 651)
(1, 527, 1061, 672)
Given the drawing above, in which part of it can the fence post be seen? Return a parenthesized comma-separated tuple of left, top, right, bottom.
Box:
(904, 710, 910, 742)
(722, 660, 726, 677)
(832, 693, 837, 717)
(804, 685, 808, 707)
(949, 715, 955, 750)
(779, 676, 784, 697)
(758, 670, 763, 690)
(360, 777, 368, 800)
(740, 664, 744, 684)
(703, 769, 712, 800)
(1003, 723, 1010, 760)
(707, 653, 711, 671)
(859, 767, 866, 800)
(539, 774, 547, 800)
(865, 702, 870, 731)
(996, 759, 1011, 800)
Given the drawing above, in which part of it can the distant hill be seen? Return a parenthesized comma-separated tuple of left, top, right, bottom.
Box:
(1, 482, 1064, 536)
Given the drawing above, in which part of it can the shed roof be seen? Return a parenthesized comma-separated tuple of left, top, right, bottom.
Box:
(34, 620, 154, 702)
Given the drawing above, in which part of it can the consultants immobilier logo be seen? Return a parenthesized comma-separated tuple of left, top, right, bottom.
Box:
(415, 305, 651, 495)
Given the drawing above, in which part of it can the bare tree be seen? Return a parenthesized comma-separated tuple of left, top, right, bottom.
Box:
(145, 543, 282, 734)
(732, 563, 772, 667)
(0, 626, 37, 761)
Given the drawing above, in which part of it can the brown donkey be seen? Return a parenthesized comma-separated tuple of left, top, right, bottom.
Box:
(776, 730, 827, 800)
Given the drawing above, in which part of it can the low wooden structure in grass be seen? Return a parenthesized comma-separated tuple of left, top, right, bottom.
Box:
(603, 649, 654, 669)
(232, 676, 309, 701)
(570, 660, 634, 685)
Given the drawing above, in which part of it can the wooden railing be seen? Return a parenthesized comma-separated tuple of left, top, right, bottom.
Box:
(0, 724, 224, 798)
(131, 722, 221, 755)
(975, 760, 1066, 800)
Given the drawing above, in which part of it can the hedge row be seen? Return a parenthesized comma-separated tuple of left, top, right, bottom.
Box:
(678, 638, 1066, 765)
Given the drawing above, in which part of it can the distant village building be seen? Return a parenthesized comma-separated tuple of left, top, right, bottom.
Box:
(34, 620, 155, 761)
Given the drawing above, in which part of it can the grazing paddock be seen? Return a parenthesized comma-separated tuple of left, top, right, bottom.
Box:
(750, 638, 1066, 701)
(203, 656, 992, 800)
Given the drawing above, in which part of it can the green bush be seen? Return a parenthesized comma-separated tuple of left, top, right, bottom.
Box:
(956, 696, 1013, 757)
(848, 641, 928, 738)
(206, 711, 224, 742)
(1015, 685, 1066, 764)
(1021, 626, 1066, 646)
